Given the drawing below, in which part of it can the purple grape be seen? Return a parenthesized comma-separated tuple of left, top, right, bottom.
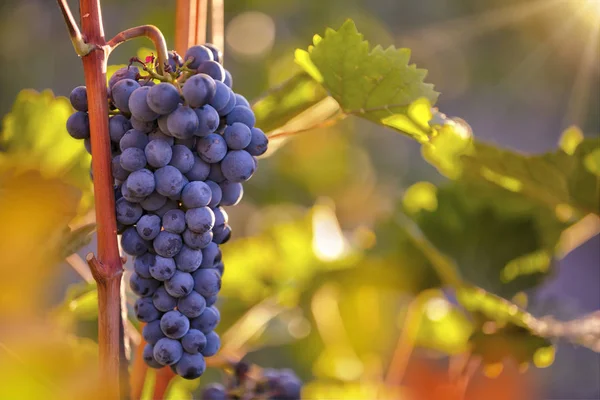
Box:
(201, 383, 226, 400)
(131, 116, 157, 133)
(69, 86, 88, 112)
(153, 337, 183, 366)
(120, 147, 147, 172)
(196, 134, 227, 163)
(174, 352, 206, 379)
(181, 181, 212, 208)
(143, 343, 163, 369)
(177, 291, 206, 318)
(136, 214, 162, 240)
(219, 181, 243, 206)
(148, 129, 175, 146)
(183, 74, 216, 108)
(66, 111, 90, 139)
(185, 207, 215, 234)
(175, 245, 203, 272)
(160, 310, 190, 339)
(181, 329, 207, 354)
(200, 242, 221, 269)
(184, 45, 214, 69)
(157, 114, 171, 135)
(134, 253, 155, 279)
(185, 155, 211, 181)
(167, 105, 198, 139)
(128, 86, 159, 122)
(119, 129, 149, 151)
(182, 229, 213, 250)
(111, 78, 140, 113)
(234, 94, 250, 108)
(246, 127, 269, 156)
(165, 271, 194, 298)
(153, 199, 179, 218)
(207, 163, 225, 183)
(203, 43, 222, 63)
(147, 82, 181, 115)
(153, 231, 183, 258)
(154, 165, 185, 197)
(197, 60, 225, 82)
(226, 106, 256, 128)
(109, 114, 132, 143)
(217, 92, 237, 116)
(194, 105, 220, 136)
(162, 209, 186, 234)
(108, 66, 139, 89)
(134, 297, 161, 322)
(192, 268, 221, 298)
(190, 306, 220, 334)
(206, 181, 222, 208)
(130, 271, 160, 297)
(125, 168, 155, 197)
(152, 285, 178, 312)
(224, 70, 233, 88)
(205, 294, 218, 307)
(209, 81, 231, 112)
(140, 191, 167, 211)
(220, 150, 256, 183)
(142, 320, 165, 345)
(167, 50, 183, 72)
(149, 255, 176, 281)
(121, 227, 150, 256)
(213, 224, 231, 244)
(201, 331, 220, 357)
(145, 139, 173, 168)
(121, 183, 146, 203)
(212, 207, 228, 227)
(115, 197, 143, 225)
(169, 144, 195, 173)
(224, 122, 252, 150)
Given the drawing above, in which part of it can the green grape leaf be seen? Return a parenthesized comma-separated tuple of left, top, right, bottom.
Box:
(456, 286, 555, 367)
(404, 180, 567, 298)
(0, 90, 93, 216)
(252, 72, 329, 134)
(458, 285, 600, 363)
(423, 121, 600, 217)
(295, 20, 438, 140)
(460, 138, 600, 217)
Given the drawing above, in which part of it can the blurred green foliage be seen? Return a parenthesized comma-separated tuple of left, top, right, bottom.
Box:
(0, 6, 598, 398)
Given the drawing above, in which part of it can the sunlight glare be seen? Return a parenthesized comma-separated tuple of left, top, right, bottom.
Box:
(312, 202, 348, 262)
(585, 0, 600, 17)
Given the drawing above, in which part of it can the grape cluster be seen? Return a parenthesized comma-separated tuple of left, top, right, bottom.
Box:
(200, 362, 302, 400)
(65, 44, 268, 380)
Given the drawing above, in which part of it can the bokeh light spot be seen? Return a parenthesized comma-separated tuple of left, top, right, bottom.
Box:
(226, 12, 276, 59)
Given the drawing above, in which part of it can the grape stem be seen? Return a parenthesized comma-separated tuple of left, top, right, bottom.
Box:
(107, 25, 169, 76)
(56, 0, 126, 398)
(56, 0, 98, 56)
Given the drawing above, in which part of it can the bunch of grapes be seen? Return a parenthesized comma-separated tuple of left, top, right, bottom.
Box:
(200, 362, 302, 400)
(65, 43, 268, 380)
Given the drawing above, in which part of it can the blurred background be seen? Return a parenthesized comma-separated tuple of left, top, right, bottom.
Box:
(0, 0, 598, 399)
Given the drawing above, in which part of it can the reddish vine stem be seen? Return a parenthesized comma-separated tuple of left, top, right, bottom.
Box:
(130, 333, 148, 400)
(56, 0, 124, 397)
(107, 25, 169, 75)
(79, 0, 124, 392)
(153, 367, 176, 399)
(175, 0, 197, 55)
